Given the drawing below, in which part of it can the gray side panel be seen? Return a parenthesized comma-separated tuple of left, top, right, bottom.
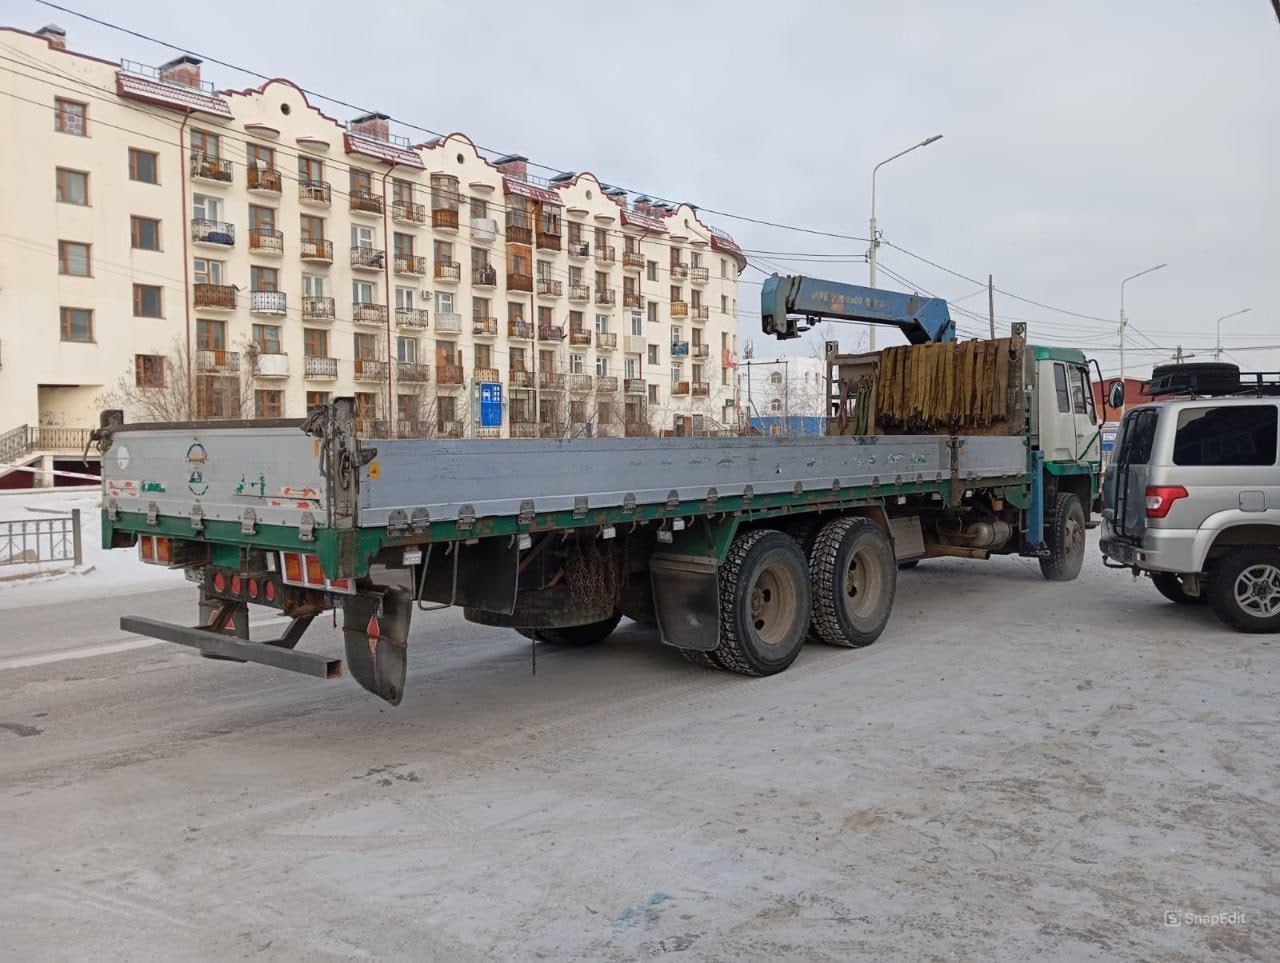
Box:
(956, 436, 1028, 479)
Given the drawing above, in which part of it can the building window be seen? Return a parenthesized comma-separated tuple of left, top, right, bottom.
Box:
(595, 313, 609, 333)
(131, 216, 161, 251)
(595, 356, 609, 377)
(54, 98, 86, 135)
(194, 259, 224, 286)
(59, 307, 93, 342)
(647, 301, 658, 324)
(129, 148, 158, 184)
(255, 389, 283, 418)
(721, 258, 729, 278)
(631, 312, 644, 336)
(770, 371, 783, 384)
(252, 323, 282, 354)
(303, 328, 328, 357)
(648, 384, 658, 404)
(354, 280, 375, 304)
(196, 319, 225, 349)
(191, 129, 220, 159)
(647, 261, 658, 281)
(251, 266, 279, 292)
(647, 345, 659, 365)
(396, 336, 417, 364)
(306, 391, 331, 413)
(470, 197, 488, 219)
(770, 398, 783, 412)
(247, 142, 274, 171)
(56, 168, 88, 205)
(133, 284, 163, 318)
(671, 365, 682, 384)
(570, 353, 585, 374)
(58, 240, 91, 276)
(299, 155, 323, 184)
(135, 354, 165, 388)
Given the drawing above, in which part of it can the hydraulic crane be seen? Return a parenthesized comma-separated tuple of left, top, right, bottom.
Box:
(760, 274, 956, 344)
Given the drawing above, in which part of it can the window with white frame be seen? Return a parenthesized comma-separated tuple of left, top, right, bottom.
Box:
(630, 311, 643, 336)
(192, 193, 222, 220)
(625, 356, 638, 378)
(302, 273, 325, 297)
(193, 258, 224, 285)
(395, 286, 415, 310)
(595, 313, 609, 332)
(353, 280, 375, 304)
(396, 337, 417, 363)
(435, 291, 454, 314)
(595, 356, 609, 377)
(570, 353, 585, 374)
(351, 224, 375, 249)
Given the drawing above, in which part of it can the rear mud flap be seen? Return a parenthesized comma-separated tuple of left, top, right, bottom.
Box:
(342, 587, 412, 705)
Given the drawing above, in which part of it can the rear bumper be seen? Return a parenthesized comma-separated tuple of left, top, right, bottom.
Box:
(1100, 522, 1202, 574)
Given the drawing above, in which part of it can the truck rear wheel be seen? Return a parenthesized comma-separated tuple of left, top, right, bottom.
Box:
(809, 517, 897, 647)
(1039, 492, 1086, 581)
(1208, 547, 1280, 633)
(1151, 572, 1205, 606)
(518, 612, 622, 646)
(713, 529, 811, 676)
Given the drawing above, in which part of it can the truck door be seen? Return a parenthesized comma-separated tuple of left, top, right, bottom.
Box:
(1037, 360, 1077, 462)
(1069, 364, 1100, 464)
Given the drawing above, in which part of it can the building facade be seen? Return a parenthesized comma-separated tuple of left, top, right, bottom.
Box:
(0, 24, 743, 441)
(739, 355, 828, 435)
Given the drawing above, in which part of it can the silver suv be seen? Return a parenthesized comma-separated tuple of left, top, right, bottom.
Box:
(1100, 391, 1280, 632)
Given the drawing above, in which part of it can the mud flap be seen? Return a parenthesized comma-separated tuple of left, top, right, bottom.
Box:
(342, 587, 412, 705)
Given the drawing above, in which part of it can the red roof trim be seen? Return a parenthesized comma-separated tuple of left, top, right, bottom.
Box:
(503, 177, 560, 206)
(342, 131, 424, 169)
(116, 72, 233, 118)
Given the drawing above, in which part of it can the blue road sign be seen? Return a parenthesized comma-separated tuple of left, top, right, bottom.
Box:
(479, 381, 503, 427)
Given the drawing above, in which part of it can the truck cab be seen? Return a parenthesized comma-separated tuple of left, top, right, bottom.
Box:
(1032, 346, 1102, 519)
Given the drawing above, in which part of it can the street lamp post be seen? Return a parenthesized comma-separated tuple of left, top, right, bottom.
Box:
(1119, 263, 1167, 383)
(868, 134, 942, 350)
(1214, 308, 1252, 361)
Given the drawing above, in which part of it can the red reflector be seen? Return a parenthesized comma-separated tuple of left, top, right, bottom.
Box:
(139, 537, 154, 561)
(230, 574, 242, 595)
(1145, 484, 1189, 519)
(329, 579, 351, 592)
(247, 578, 259, 599)
(155, 537, 171, 563)
(282, 552, 302, 583)
(213, 572, 226, 593)
(304, 555, 325, 585)
(264, 580, 277, 601)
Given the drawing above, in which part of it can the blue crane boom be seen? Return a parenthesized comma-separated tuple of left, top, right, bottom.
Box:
(760, 274, 956, 344)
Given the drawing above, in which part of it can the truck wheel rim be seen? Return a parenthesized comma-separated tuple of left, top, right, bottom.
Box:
(1065, 515, 1084, 558)
(844, 545, 884, 619)
(1234, 564, 1280, 618)
(750, 563, 797, 646)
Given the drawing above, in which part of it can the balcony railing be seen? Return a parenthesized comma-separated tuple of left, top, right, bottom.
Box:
(505, 218, 533, 245)
(691, 381, 710, 397)
(396, 307, 429, 328)
(304, 356, 338, 379)
(432, 207, 459, 230)
(472, 316, 498, 337)
(352, 302, 388, 324)
(300, 238, 333, 262)
(539, 371, 564, 391)
(438, 419, 464, 437)
(193, 283, 236, 309)
(196, 348, 239, 373)
(568, 284, 590, 303)
(395, 253, 427, 276)
(508, 320, 533, 340)
(510, 422, 540, 438)
(190, 151, 232, 183)
(693, 343, 711, 358)
(299, 179, 331, 205)
(568, 240, 590, 258)
(249, 228, 283, 254)
(595, 288, 616, 306)
(473, 366, 500, 383)
(191, 218, 235, 246)
(595, 245, 616, 264)
(536, 230, 561, 251)
(690, 266, 709, 284)
(538, 324, 564, 341)
(351, 246, 385, 270)
(671, 263, 690, 280)
(672, 381, 690, 396)
(596, 332, 617, 350)
(435, 312, 462, 334)
(434, 261, 461, 282)
(396, 361, 430, 383)
(596, 375, 619, 392)
(472, 265, 497, 287)
(622, 251, 645, 270)
(623, 293, 644, 309)
(353, 358, 388, 380)
(692, 305, 710, 321)
(437, 364, 465, 386)
(671, 301, 689, 318)
(625, 378, 646, 394)
(568, 373, 594, 393)
(303, 295, 336, 320)
(536, 278, 563, 297)
(507, 272, 533, 292)
(247, 166, 281, 193)
(569, 329, 592, 346)
(350, 189, 383, 215)
(249, 290, 286, 316)
(509, 369, 533, 388)
(393, 201, 426, 225)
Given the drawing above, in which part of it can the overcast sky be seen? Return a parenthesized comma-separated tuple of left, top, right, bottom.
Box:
(8, 0, 1277, 374)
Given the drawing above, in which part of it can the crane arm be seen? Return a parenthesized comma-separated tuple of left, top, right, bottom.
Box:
(760, 274, 956, 344)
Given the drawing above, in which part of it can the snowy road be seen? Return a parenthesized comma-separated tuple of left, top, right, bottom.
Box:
(1, 537, 1277, 960)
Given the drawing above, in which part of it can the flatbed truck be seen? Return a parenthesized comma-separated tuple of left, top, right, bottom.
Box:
(98, 276, 1101, 704)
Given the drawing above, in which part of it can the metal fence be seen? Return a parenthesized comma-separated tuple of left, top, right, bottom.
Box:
(0, 509, 83, 567)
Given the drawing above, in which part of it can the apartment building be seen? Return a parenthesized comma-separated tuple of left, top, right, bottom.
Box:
(739, 355, 828, 435)
(0, 23, 743, 443)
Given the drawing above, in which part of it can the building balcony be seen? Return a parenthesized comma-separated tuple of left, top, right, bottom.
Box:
(249, 229, 283, 255)
(472, 265, 497, 287)
(393, 201, 426, 225)
(670, 340, 689, 358)
(672, 381, 690, 396)
(536, 278, 563, 297)
(395, 253, 427, 276)
(253, 352, 289, 378)
(303, 295, 336, 321)
(568, 373, 594, 393)
(435, 312, 462, 334)
(472, 316, 498, 337)
(596, 375, 619, 393)
(351, 247, 385, 271)
(690, 266, 709, 284)
(692, 381, 710, 397)
(507, 272, 533, 292)
(671, 301, 689, 318)
(397, 361, 431, 383)
(193, 283, 236, 309)
(569, 329, 592, 347)
(299, 180, 331, 206)
(625, 378, 646, 395)
(471, 217, 498, 242)
(191, 218, 235, 247)
(355, 417, 388, 437)
(508, 320, 533, 340)
(595, 245, 616, 264)
(505, 218, 533, 245)
(510, 422, 540, 438)
(190, 151, 232, 183)
(596, 332, 617, 350)
(671, 263, 690, 280)
(536, 230, 561, 251)
(396, 307, 429, 329)
(568, 284, 590, 303)
(473, 366, 500, 383)
(350, 189, 384, 216)
(437, 364, 465, 386)
(539, 371, 565, 391)
(693, 343, 710, 359)
(352, 302, 388, 325)
(247, 166, 281, 193)
(538, 324, 564, 342)
(568, 240, 590, 259)
(435, 261, 461, 283)
(304, 356, 338, 380)
(438, 419, 464, 437)
(432, 207, 459, 231)
(300, 238, 333, 262)
(249, 290, 287, 316)
(622, 251, 645, 271)
(692, 305, 710, 321)
(196, 348, 239, 373)
(354, 358, 388, 381)
(509, 369, 533, 388)
(623, 293, 644, 310)
(595, 288, 616, 307)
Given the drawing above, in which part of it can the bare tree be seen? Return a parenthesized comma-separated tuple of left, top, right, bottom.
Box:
(96, 337, 256, 422)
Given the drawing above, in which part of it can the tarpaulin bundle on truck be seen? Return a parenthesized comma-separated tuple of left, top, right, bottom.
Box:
(875, 337, 1016, 431)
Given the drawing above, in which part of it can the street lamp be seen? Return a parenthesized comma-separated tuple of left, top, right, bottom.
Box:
(868, 133, 943, 349)
(1214, 308, 1251, 361)
(1119, 263, 1166, 383)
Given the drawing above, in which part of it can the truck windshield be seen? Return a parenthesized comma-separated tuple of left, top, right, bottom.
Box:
(1173, 405, 1278, 466)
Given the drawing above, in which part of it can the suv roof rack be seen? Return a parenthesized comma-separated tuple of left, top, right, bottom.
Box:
(1143, 362, 1280, 399)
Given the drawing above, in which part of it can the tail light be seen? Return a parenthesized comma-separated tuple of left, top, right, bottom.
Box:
(1145, 484, 1188, 518)
(138, 535, 173, 565)
(279, 551, 355, 594)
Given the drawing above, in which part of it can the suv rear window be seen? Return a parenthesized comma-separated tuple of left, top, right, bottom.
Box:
(1116, 408, 1158, 465)
(1173, 405, 1278, 466)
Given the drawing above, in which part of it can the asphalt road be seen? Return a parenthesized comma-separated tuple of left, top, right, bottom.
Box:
(1, 538, 1277, 961)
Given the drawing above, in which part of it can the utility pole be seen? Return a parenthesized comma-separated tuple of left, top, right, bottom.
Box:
(1119, 263, 1167, 383)
(987, 274, 995, 340)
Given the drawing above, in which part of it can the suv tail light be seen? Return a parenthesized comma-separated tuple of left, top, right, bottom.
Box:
(1145, 484, 1188, 518)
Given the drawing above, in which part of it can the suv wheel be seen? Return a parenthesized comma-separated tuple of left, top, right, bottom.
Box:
(1151, 572, 1206, 606)
(1208, 547, 1280, 633)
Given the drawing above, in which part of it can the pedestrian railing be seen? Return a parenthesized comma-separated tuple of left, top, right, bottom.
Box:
(0, 509, 82, 567)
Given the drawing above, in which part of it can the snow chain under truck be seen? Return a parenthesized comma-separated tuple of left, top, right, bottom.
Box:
(97, 276, 1102, 705)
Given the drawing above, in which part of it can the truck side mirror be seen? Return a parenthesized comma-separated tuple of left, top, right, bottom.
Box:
(1107, 380, 1126, 411)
